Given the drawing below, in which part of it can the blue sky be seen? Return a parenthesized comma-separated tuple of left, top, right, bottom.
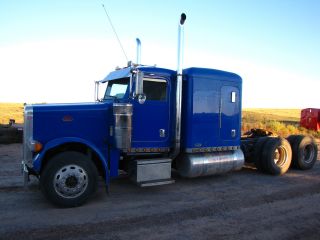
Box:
(0, 0, 319, 108)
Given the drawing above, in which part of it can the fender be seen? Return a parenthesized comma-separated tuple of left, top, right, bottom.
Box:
(33, 137, 111, 183)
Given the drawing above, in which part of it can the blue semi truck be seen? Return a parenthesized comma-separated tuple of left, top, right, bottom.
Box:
(22, 14, 318, 207)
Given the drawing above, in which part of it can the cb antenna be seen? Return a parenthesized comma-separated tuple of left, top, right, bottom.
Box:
(101, 3, 128, 63)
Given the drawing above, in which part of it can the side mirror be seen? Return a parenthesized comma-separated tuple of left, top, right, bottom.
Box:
(135, 71, 144, 95)
(134, 71, 146, 104)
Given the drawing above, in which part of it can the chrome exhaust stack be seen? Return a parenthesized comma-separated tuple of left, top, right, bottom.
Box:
(177, 13, 186, 76)
(136, 38, 141, 65)
(171, 13, 186, 159)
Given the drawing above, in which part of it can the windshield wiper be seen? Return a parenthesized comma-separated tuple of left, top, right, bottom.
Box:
(104, 95, 120, 102)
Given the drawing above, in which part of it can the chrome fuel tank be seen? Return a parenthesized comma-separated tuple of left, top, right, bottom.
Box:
(177, 149, 244, 178)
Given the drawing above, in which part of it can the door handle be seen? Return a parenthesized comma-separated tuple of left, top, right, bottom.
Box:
(160, 129, 166, 138)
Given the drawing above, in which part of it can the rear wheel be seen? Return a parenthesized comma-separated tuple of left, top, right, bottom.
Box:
(253, 137, 269, 172)
(261, 137, 292, 175)
(40, 151, 98, 208)
(290, 135, 318, 170)
(287, 135, 299, 149)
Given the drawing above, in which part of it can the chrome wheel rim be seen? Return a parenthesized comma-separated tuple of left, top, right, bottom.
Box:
(273, 146, 287, 167)
(54, 165, 88, 199)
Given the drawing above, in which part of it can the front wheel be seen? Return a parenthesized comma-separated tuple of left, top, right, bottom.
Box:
(40, 151, 98, 207)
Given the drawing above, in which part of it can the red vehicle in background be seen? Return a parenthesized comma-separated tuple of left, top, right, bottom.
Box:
(300, 108, 320, 131)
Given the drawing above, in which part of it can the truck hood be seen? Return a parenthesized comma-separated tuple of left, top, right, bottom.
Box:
(31, 102, 113, 148)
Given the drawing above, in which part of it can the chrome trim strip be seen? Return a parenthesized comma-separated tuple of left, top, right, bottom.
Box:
(127, 147, 170, 153)
(185, 146, 240, 153)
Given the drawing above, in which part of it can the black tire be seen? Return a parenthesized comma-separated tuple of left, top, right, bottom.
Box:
(287, 135, 299, 147)
(253, 137, 269, 172)
(261, 137, 292, 175)
(241, 142, 251, 163)
(290, 135, 318, 170)
(287, 135, 300, 168)
(40, 151, 98, 208)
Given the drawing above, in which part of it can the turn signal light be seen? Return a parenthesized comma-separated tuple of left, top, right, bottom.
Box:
(29, 140, 43, 153)
(34, 142, 43, 152)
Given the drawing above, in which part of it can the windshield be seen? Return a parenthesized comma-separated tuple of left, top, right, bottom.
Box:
(103, 77, 129, 100)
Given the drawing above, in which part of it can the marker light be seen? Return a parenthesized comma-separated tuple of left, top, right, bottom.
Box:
(29, 140, 43, 153)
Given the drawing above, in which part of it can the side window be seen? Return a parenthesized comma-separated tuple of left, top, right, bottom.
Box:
(143, 78, 167, 101)
(231, 91, 236, 103)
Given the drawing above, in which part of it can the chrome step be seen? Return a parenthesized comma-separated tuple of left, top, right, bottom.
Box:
(139, 179, 175, 187)
(130, 158, 174, 186)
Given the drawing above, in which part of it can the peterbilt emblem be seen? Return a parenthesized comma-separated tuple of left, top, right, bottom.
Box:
(62, 115, 73, 122)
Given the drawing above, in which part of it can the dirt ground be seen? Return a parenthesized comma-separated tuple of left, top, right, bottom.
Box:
(0, 143, 320, 240)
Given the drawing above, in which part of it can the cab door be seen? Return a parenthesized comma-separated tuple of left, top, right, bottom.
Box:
(131, 76, 170, 148)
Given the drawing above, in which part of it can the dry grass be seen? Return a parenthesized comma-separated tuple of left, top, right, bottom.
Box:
(242, 108, 319, 138)
(0, 103, 24, 124)
(244, 108, 300, 121)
